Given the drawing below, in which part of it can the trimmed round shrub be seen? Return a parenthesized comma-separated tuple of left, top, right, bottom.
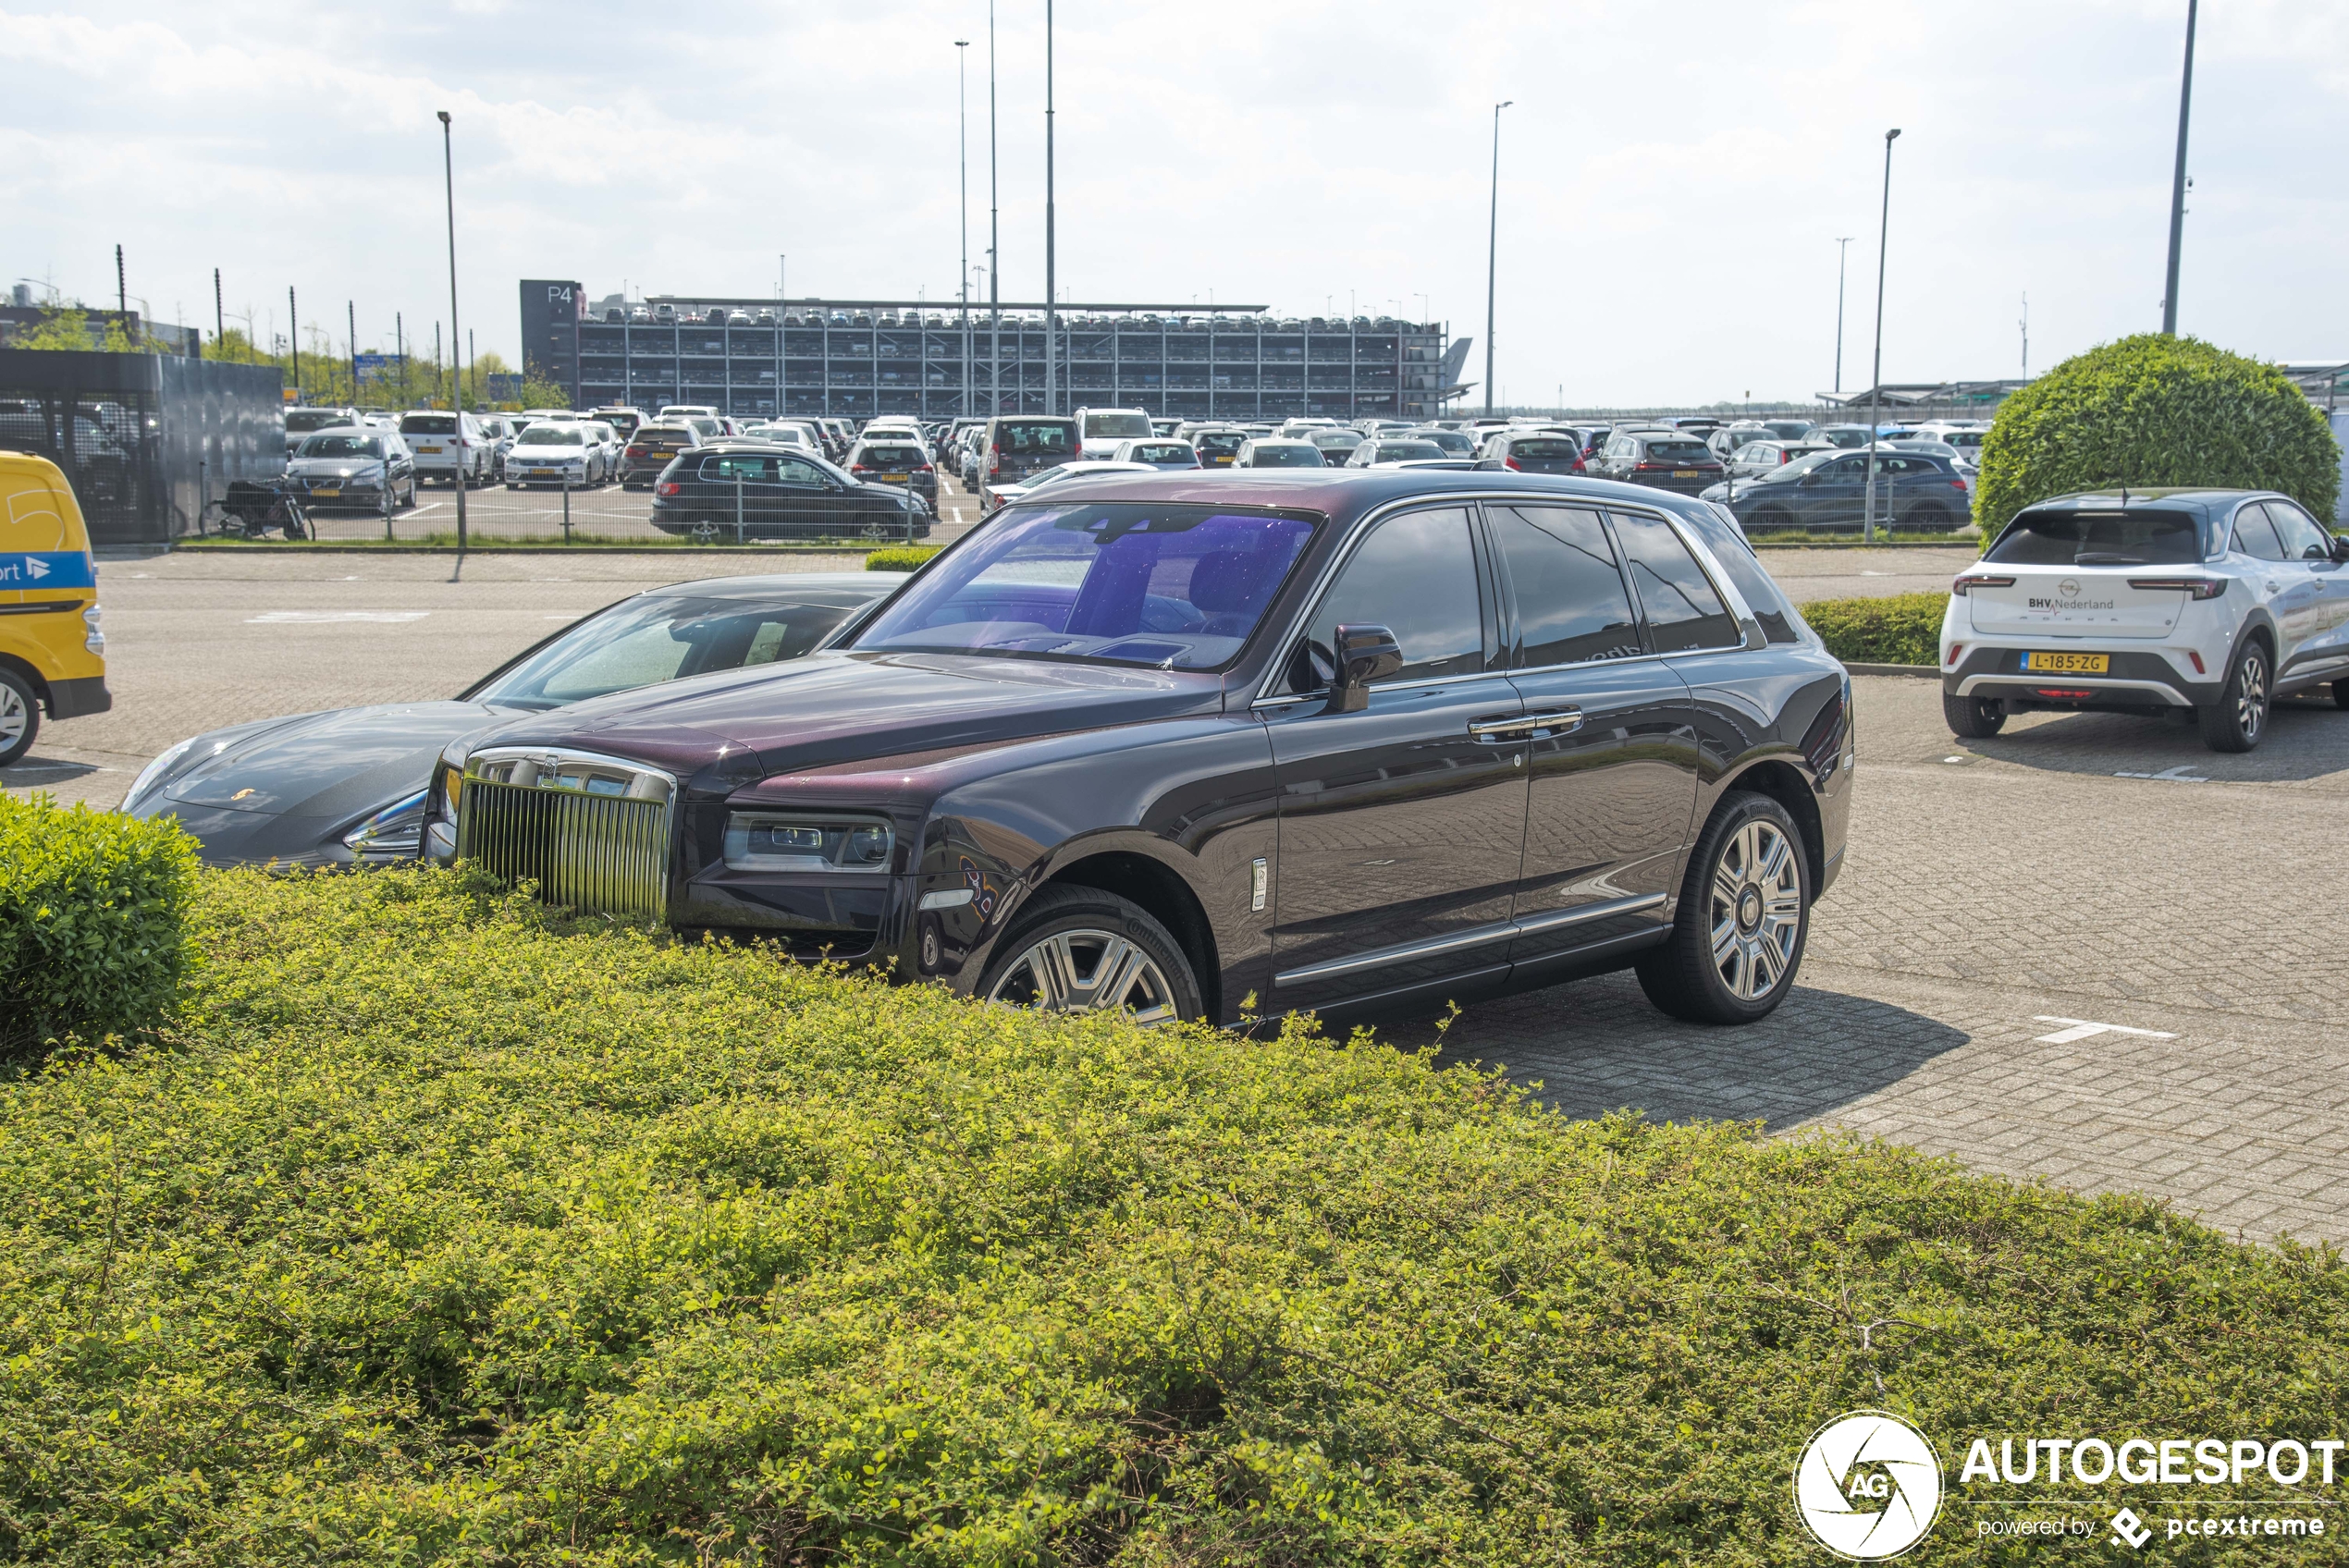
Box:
(1974, 333, 2340, 548)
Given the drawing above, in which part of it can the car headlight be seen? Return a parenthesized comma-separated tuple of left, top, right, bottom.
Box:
(722, 813, 893, 872)
(124, 735, 197, 812)
(82, 604, 105, 655)
(342, 789, 430, 858)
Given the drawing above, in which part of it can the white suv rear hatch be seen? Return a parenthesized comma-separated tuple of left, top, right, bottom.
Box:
(1964, 569, 2183, 639)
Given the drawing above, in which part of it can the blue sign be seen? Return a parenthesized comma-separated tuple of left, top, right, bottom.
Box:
(0, 552, 97, 591)
(355, 352, 406, 385)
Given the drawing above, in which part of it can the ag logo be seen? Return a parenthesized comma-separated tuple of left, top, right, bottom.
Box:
(1794, 1410, 1943, 1560)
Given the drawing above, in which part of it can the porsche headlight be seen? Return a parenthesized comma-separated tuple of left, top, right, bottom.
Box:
(342, 789, 429, 857)
(124, 736, 197, 813)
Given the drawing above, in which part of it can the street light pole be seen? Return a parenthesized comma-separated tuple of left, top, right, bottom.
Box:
(1483, 100, 1512, 418)
(1833, 236, 1854, 393)
(988, 0, 1001, 417)
(1043, 0, 1056, 417)
(349, 300, 357, 404)
(437, 109, 466, 554)
(288, 285, 300, 402)
(1863, 129, 1900, 545)
(957, 38, 970, 421)
(2161, 0, 2198, 335)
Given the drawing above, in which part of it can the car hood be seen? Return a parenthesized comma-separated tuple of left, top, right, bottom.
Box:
(163, 701, 522, 817)
(470, 651, 1225, 781)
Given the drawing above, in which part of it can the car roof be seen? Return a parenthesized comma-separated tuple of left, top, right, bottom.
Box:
(1000, 467, 1731, 525)
(644, 570, 905, 599)
(2021, 487, 2272, 519)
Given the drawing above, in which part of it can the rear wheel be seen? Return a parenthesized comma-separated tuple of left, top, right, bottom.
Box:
(1636, 790, 1809, 1024)
(978, 884, 1202, 1026)
(1749, 507, 1793, 533)
(2198, 639, 2269, 753)
(1943, 691, 2007, 738)
(2332, 678, 2349, 711)
(0, 668, 38, 767)
(1904, 502, 1950, 532)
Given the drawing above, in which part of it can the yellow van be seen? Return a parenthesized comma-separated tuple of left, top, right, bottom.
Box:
(0, 452, 109, 767)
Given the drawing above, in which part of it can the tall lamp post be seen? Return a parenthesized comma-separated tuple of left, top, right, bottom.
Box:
(1043, 0, 1056, 417)
(1482, 100, 1512, 417)
(956, 39, 971, 419)
(988, 1, 1001, 416)
(2160, 0, 2198, 334)
(1832, 236, 1854, 393)
(1863, 128, 1900, 545)
(437, 110, 466, 554)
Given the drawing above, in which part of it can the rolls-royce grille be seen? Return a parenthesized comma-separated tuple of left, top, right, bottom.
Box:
(455, 753, 673, 922)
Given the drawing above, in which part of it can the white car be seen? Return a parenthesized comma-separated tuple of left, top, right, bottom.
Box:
(979, 459, 1154, 514)
(397, 411, 493, 486)
(503, 423, 607, 489)
(1075, 407, 1154, 459)
(1940, 488, 2349, 753)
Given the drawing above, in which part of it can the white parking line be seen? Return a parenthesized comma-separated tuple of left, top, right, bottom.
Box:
(2114, 765, 2209, 782)
(2032, 1016, 2180, 1044)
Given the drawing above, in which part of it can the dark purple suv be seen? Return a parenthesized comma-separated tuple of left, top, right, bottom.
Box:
(424, 472, 1851, 1032)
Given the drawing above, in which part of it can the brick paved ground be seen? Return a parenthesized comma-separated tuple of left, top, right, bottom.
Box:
(10, 545, 2346, 1245)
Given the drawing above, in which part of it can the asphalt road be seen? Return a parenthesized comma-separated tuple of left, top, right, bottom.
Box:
(12, 541, 2343, 1246)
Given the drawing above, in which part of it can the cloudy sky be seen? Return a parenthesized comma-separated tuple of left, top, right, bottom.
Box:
(5, 0, 2343, 405)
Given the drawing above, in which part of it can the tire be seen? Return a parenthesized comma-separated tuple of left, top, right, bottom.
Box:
(1943, 691, 2007, 738)
(2198, 638, 2270, 752)
(2332, 678, 2349, 711)
(1635, 790, 1809, 1025)
(976, 884, 1202, 1026)
(1904, 503, 1950, 532)
(1749, 507, 1792, 533)
(0, 667, 38, 768)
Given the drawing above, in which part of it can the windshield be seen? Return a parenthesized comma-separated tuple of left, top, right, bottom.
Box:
(1506, 439, 1577, 459)
(400, 414, 457, 435)
(1082, 412, 1153, 439)
(296, 434, 383, 459)
(520, 425, 584, 447)
(1196, 431, 1245, 455)
(1644, 440, 1713, 461)
(636, 427, 691, 445)
(1986, 510, 2203, 567)
(471, 591, 876, 710)
(1769, 450, 1841, 479)
(1132, 444, 1196, 463)
(1763, 422, 1814, 440)
(852, 503, 1318, 669)
(285, 410, 350, 434)
(997, 421, 1076, 455)
(1249, 444, 1323, 468)
(858, 446, 926, 466)
(1310, 430, 1363, 449)
(1373, 441, 1446, 461)
(1416, 430, 1473, 454)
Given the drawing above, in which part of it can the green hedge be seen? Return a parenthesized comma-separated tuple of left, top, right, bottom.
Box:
(866, 545, 941, 572)
(1802, 591, 1949, 667)
(0, 795, 197, 1055)
(1974, 333, 2342, 545)
(2, 867, 2344, 1562)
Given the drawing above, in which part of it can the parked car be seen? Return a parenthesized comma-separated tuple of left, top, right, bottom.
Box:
(1589, 431, 1724, 495)
(649, 441, 931, 540)
(1715, 448, 1970, 533)
(1347, 438, 1451, 468)
(0, 451, 109, 767)
(1940, 489, 2349, 752)
(1188, 427, 1249, 468)
(1473, 433, 1587, 475)
(658, 404, 720, 423)
(1814, 424, 1877, 449)
(1760, 420, 1819, 442)
(1076, 407, 1156, 459)
(474, 415, 517, 479)
(1706, 423, 1776, 459)
(504, 423, 609, 489)
(421, 471, 1850, 1033)
(1109, 438, 1204, 471)
(397, 411, 493, 486)
(1716, 440, 1832, 481)
(1233, 439, 1326, 469)
(122, 573, 904, 865)
(589, 407, 646, 442)
(980, 460, 1156, 513)
(283, 407, 362, 459)
(845, 436, 941, 509)
(1305, 428, 1366, 466)
(1405, 427, 1479, 460)
(978, 415, 1081, 510)
(621, 423, 701, 488)
(287, 428, 417, 512)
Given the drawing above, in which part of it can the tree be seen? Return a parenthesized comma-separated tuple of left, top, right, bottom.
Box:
(1974, 334, 2341, 546)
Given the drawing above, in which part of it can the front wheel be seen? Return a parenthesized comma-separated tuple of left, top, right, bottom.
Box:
(0, 667, 39, 767)
(1943, 691, 2007, 738)
(1635, 791, 1809, 1025)
(2198, 640, 2269, 753)
(978, 885, 1202, 1026)
(2331, 678, 2348, 711)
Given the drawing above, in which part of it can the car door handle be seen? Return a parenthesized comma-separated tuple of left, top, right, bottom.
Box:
(1467, 708, 1582, 741)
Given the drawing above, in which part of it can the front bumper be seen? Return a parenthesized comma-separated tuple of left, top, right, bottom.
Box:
(1942, 644, 2220, 709)
(46, 675, 111, 720)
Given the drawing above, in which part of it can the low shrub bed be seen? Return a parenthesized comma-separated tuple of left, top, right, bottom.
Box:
(2, 867, 2343, 1563)
(1802, 590, 1949, 667)
(866, 545, 941, 572)
(0, 794, 196, 1057)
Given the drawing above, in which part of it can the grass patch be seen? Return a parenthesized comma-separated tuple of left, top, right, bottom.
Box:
(1743, 528, 1976, 547)
(1, 866, 2343, 1562)
(1803, 591, 1949, 667)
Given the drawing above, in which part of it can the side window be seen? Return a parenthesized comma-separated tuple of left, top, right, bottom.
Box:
(2266, 499, 2331, 561)
(1292, 508, 1483, 691)
(1610, 510, 1740, 654)
(2231, 505, 2288, 561)
(703, 454, 777, 483)
(776, 457, 828, 486)
(1490, 506, 1642, 668)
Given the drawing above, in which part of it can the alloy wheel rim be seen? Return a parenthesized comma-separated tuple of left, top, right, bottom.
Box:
(2238, 653, 2267, 739)
(988, 927, 1180, 1025)
(1708, 819, 1802, 1001)
(0, 683, 25, 746)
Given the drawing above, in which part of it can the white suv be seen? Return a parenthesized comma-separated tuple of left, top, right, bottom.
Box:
(1940, 488, 2349, 752)
(1075, 407, 1154, 459)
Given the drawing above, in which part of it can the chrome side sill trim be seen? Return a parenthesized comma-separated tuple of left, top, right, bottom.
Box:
(1273, 890, 1667, 987)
